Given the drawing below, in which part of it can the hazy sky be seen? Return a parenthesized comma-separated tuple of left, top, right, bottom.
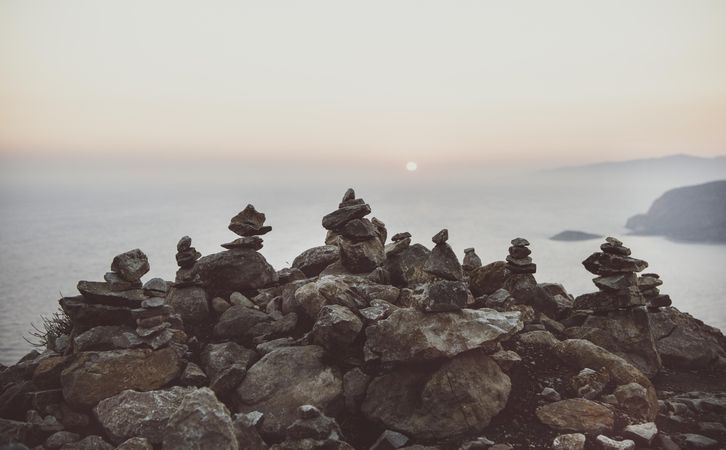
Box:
(1, 0, 725, 166)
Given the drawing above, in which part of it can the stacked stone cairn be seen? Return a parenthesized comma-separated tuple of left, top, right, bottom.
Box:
(506, 238, 536, 274)
(639, 273, 672, 310)
(321, 189, 386, 273)
(574, 237, 648, 312)
(418, 229, 469, 311)
(462, 247, 482, 273)
(167, 235, 208, 326)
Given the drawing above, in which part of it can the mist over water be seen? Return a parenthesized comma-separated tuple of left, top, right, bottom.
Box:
(1, 156, 725, 365)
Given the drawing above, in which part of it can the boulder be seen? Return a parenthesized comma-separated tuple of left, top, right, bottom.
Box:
(613, 382, 651, 420)
(93, 386, 193, 444)
(236, 345, 343, 437)
(213, 305, 272, 340)
(116, 437, 154, 450)
(60, 296, 135, 331)
(322, 204, 371, 230)
(73, 325, 142, 352)
(552, 433, 586, 450)
(595, 436, 635, 450)
(162, 388, 238, 450)
(339, 237, 385, 273)
(200, 342, 258, 380)
(166, 286, 209, 324)
(384, 244, 433, 287)
(422, 242, 462, 281)
(623, 422, 657, 446)
(294, 276, 367, 319)
(649, 307, 726, 369)
(194, 249, 277, 298)
(361, 350, 510, 440)
(311, 305, 363, 353)
(469, 261, 508, 297)
(60, 348, 182, 408)
(76, 281, 146, 307)
(582, 253, 647, 276)
(292, 245, 340, 277)
(364, 308, 522, 363)
(419, 280, 468, 312)
(61, 435, 114, 449)
(228, 204, 271, 236)
(535, 398, 614, 433)
(111, 249, 150, 282)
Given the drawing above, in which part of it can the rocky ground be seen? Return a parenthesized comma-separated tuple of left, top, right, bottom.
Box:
(1, 189, 725, 450)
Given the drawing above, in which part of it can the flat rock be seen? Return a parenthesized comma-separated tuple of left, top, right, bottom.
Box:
(294, 276, 367, 319)
(162, 388, 238, 450)
(582, 252, 647, 275)
(595, 435, 635, 450)
(194, 249, 277, 298)
(60, 348, 183, 408)
(103, 272, 142, 291)
(322, 204, 371, 230)
(623, 422, 657, 446)
(362, 351, 510, 441)
(94, 386, 193, 444)
(593, 273, 638, 292)
(228, 204, 271, 236)
(111, 249, 150, 282)
(536, 398, 614, 433)
(292, 245, 340, 277)
(213, 305, 272, 340)
(76, 281, 146, 307)
(73, 325, 143, 352)
(236, 345, 342, 438)
(364, 308, 522, 363)
(573, 287, 645, 311)
(468, 261, 508, 296)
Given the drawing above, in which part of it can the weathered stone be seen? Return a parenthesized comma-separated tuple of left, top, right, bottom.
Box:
(595, 435, 635, 450)
(111, 249, 150, 282)
(103, 272, 142, 291)
(93, 386, 193, 444)
(571, 367, 610, 400)
(60, 348, 182, 408)
(676, 433, 719, 449)
(292, 246, 341, 278)
(364, 308, 522, 363)
(213, 305, 272, 340)
(45, 431, 81, 449)
(194, 249, 277, 298)
(32, 356, 70, 390)
(541, 387, 561, 402)
(384, 243, 433, 287)
(582, 252, 647, 276)
(535, 398, 614, 433)
(61, 435, 113, 450)
(116, 437, 153, 450)
(229, 204, 271, 236)
(236, 346, 343, 437)
(311, 305, 363, 353)
(339, 237, 385, 273)
(322, 204, 371, 230)
(423, 242, 462, 281)
(491, 349, 522, 372)
(73, 325, 142, 352)
(469, 261, 508, 296)
(343, 368, 370, 413)
(552, 433, 586, 450)
(211, 297, 231, 314)
(362, 351, 510, 441)
(162, 388, 238, 450)
(517, 330, 560, 349)
(623, 422, 657, 446)
(508, 245, 531, 259)
(613, 382, 651, 420)
(511, 237, 530, 246)
(209, 364, 247, 395)
(222, 236, 264, 250)
(372, 217, 387, 244)
(572, 287, 645, 311)
(593, 273, 638, 292)
(200, 342, 258, 381)
(76, 281, 146, 307)
(167, 286, 209, 324)
(179, 362, 208, 387)
(420, 280, 468, 312)
(462, 248, 482, 271)
(277, 267, 306, 284)
(339, 218, 378, 240)
(370, 430, 409, 450)
(649, 307, 726, 369)
(294, 276, 366, 319)
(391, 232, 411, 242)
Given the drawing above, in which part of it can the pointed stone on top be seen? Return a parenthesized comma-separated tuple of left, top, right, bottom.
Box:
(511, 237, 530, 247)
(432, 229, 448, 245)
(391, 232, 411, 242)
(605, 236, 623, 246)
(600, 236, 631, 256)
(229, 204, 271, 237)
(177, 236, 192, 252)
(464, 247, 475, 253)
(342, 188, 355, 203)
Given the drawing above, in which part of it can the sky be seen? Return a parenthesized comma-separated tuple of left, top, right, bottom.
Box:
(1, 0, 725, 167)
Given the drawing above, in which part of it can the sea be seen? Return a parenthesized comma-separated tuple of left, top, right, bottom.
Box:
(1, 156, 725, 365)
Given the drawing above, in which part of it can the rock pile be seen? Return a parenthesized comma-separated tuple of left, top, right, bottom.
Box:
(462, 247, 482, 272)
(321, 189, 386, 273)
(2, 193, 725, 450)
(639, 273, 673, 309)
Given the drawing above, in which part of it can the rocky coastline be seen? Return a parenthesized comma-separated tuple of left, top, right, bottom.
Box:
(1, 189, 725, 450)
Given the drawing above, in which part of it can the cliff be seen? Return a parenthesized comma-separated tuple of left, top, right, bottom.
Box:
(1, 189, 725, 450)
(626, 180, 726, 242)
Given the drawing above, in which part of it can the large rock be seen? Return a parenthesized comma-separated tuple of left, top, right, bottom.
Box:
(60, 348, 183, 408)
(76, 281, 146, 307)
(322, 204, 371, 230)
(236, 345, 343, 437)
(339, 237, 385, 273)
(292, 245, 340, 277)
(422, 242, 462, 281)
(469, 261, 508, 296)
(200, 342, 258, 380)
(60, 296, 135, 331)
(361, 350, 510, 440)
(194, 249, 277, 298)
(553, 339, 658, 421)
(162, 388, 238, 450)
(564, 307, 661, 378)
(582, 253, 647, 275)
(535, 398, 614, 433)
(649, 307, 726, 369)
(384, 244, 433, 287)
(167, 286, 209, 325)
(93, 387, 193, 444)
(229, 204, 271, 237)
(73, 326, 142, 352)
(111, 249, 150, 282)
(213, 305, 271, 340)
(294, 276, 367, 319)
(364, 308, 522, 363)
(311, 305, 363, 353)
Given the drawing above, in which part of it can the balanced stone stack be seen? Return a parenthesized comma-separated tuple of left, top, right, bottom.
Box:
(462, 247, 482, 272)
(506, 238, 536, 274)
(574, 237, 648, 312)
(639, 273, 672, 310)
(321, 189, 385, 273)
(419, 229, 468, 311)
(174, 236, 202, 288)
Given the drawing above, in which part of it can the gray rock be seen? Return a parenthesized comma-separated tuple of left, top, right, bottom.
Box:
(541, 387, 561, 402)
(141, 297, 165, 308)
(462, 248, 482, 271)
(221, 236, 264, 250)
(93, 386, 193, 444)
(45, 431, 80, 449)
(76, 281, 146, 307)
(236, 346, 343, 437)
(143, 278, 169, 294)
(362, 351, 510, 441)
(491, 349, 522, 372)
(103, 272, 142, 291)
(343, 368, 370, 413)
(592, 273, 638, 292)
(614, 382, 652, 420)
(677, 433, 719, 449)
(60, 435, 113, 450)
(229, 204, 271, 236)
(213, 305, 272, 340)
(571, 367, 610, 400)
(200, 342, 258, 381)
(364, 308, 522, 363)
(623, 422, 657, 446)
(111, 249, 150, 282)
(552, 433, 586, 450)
(649, 307, 726, 369)
(595, 435, 635, 450)
(339, 218, 379, 240)
(572, 287, 645, 311)
(468, 261, 508, 296)
(292, 246, 340, 278)
(339, 237, 385, 273)
(536, 398, 614, 433)
(193, 249, 277, 298)
(311, 305, 363, 353)
(116, 437, 153, 450)
(420, 280, 468, 312)
(370, 430, 409, 450)
(167, 286, 209, 324)
(162, 388, 239, 450)
(73, 325, 143, 352)
(179, 362, 208, 387)
(294, 276, 367, 319)
(423, 241, 462, 281)
(384, 244, 433, 287)
(322, 204, 372, 230)
(582, 252, 647, 276)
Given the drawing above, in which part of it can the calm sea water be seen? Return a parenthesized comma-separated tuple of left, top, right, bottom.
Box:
(1, 159, 725, 365)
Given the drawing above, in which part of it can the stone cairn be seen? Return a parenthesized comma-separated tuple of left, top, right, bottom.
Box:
(506, 237, 536, 274)
(321, 189, 386, 273)
(224, 204, 271, 250)
(462, 247, 482, 273)
(639, 273, 672, 310)
(574, 237, 648, 312)
(418, 229, 468, 311)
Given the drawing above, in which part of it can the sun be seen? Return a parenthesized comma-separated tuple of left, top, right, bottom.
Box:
(406, 161, 418, 172)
